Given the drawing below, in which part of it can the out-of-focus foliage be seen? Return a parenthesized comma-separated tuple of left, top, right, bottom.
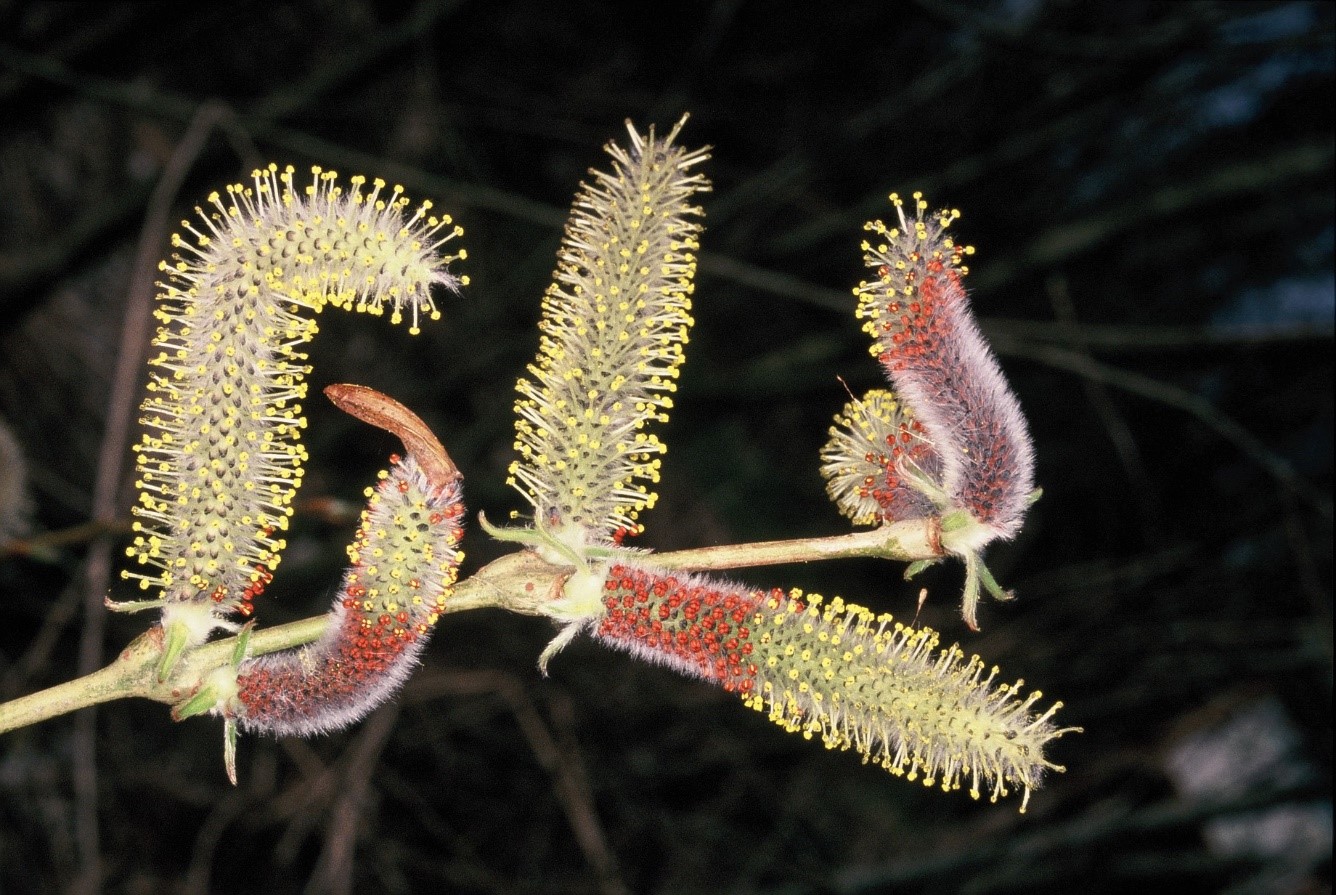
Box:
(0, 2, 1330, 893)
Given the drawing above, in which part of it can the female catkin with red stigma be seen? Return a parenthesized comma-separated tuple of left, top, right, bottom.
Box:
(836, 192, 1037, 628)
(232, 454, 464, 736)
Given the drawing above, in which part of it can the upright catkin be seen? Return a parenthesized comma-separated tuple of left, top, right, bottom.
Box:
(509, 118, 710, 547)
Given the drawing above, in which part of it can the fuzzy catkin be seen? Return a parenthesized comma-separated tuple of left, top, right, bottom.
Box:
(233, 454, 464, 735)
(591, 563, 1070, 810)
(820, 388, 942, 526)
(853, 193, 1035, 543)
(124, 165, 464, 625)
(509, 119, 710, 543)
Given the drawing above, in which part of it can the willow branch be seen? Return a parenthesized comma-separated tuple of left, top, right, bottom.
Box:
(649, 516, 942, 570)
(0, 518, 946, 734)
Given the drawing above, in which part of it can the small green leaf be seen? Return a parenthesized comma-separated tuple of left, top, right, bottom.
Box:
(230, 621, 255, 669)
(157, 621, 190, 682)
(173, 683, 219, 721)
(903, 559, 940, 581)
(224, 719, 239, 786)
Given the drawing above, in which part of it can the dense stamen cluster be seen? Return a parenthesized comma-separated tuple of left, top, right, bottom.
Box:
(509, 119, 710, 544)
(820, 388, 943, 525)
(233, 454, 464, 735)
(124, 164, 465, 636)
(594, 563, 762, 691)
(592, 563, 1071, 810)
(852, 192, 1034, 545)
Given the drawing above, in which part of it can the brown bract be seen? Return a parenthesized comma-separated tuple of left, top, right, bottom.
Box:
(325, 383, 460, 489)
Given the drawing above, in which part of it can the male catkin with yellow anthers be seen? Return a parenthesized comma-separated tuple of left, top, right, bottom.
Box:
(122, 165, 466, 649)
(509, 118, 710, 549)
(589, 562, 1077, 812)
(820, 388, 943, 526)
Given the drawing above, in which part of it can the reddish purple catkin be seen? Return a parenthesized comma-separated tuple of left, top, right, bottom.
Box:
(823, 193, 1041, 630)
(232, 455, 464, 735)
(855, 194, 1035, 545)
(226, 387, 465, 736)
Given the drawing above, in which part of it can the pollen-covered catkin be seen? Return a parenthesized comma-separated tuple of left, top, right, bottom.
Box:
(232, 454, 464, 735)
(591, 563, 1072, 810)
(509, 118, 710, 545)
(123, 165, 465, 637)
(820, 388, 943, 525)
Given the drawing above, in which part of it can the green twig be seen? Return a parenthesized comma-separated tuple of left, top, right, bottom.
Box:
(649, 517, 942, 570)
(0, 518, 945, 735)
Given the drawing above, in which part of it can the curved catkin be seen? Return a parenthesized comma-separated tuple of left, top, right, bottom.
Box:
(592, 562, 1072, 810)
(233, 455, 464, 736)
(820, 388, 943, 525)
(509, 118, 710, 543)
(855, 193, 1034, 544)
(123, 165, 465, 629)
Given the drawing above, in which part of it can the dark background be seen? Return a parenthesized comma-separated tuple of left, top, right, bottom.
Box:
(0, 2, 1331, 893)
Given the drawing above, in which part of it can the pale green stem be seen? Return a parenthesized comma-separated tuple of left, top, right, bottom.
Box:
(648, 517, 941, 571)
(0, 617, 333, 734)
(0, 550, 554, 734)
(0, 518, 942, 735)
(0, 628, 163, 733)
